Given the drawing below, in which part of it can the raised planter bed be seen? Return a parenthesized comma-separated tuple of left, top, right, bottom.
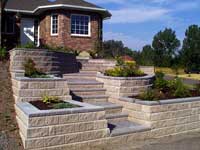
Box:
(12, 76, 71, 103)
(96, 72, 155, 97)
(15, 100, 109, 149)
(109, 96, 200, 138)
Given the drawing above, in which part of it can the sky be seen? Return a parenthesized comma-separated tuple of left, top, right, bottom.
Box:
(86, 0, 200, 50)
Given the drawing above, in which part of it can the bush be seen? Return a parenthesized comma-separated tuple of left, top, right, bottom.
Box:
(139, 89, 157, 101)
(195, 83, 200, 94)
(42, 95, 60, 104)
(153, 71, 168, 90)
(17, 42, 36, 49)
(173, 78, 191, 98)
(23, 58, 46, 78)
(105, 58, 144, 77)
(0, 47, 7, 61)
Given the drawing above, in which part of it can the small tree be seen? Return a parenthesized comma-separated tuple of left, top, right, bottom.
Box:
(152, 28, 180, 67)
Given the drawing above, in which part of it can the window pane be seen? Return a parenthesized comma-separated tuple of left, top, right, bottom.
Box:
(71, 15, 90, 35)
(51, 14, 58, 34)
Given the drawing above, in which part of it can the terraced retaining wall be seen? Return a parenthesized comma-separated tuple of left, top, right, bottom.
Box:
(12, 77, 71, 103)
(109, 96, 200, 137)
(15, 100, 109, 150)
(10, 48, 79, 77)
(96, 72, 154, 97)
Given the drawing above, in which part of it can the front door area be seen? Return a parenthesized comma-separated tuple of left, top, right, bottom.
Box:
(20, 18, 39, 46)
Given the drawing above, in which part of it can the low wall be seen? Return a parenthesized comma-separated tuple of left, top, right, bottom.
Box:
(140, 66, 155, 75)
(109, 96, 200, 137)
(96, 72, 154, 97)
(77, 58, 116, 72)
(10, 48, 79, 77)
(12, 77, 71, 103)
(16, 100, 109, 150)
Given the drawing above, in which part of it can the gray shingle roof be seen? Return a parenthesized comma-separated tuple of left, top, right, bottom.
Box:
(4, 0, 111, 18)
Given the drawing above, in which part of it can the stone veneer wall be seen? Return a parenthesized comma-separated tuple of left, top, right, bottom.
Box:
(109, 96, 200, 137)
(12, 77, 71, 103)
(96, 73, 154, 97)
(15, 101, 109, 150)
(10, 48, 79, 78)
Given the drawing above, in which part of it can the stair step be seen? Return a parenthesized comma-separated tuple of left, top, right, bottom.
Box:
(106, 113, 128, 122)
(92, 102, 123, 114)
(70, 88, 106, 96)
(64, 72, 97, 77)
(80, 71, 97, 74)
(72, 95, 108, 103)
(108, 120, 151, 137)
(67, 80, 104, 88)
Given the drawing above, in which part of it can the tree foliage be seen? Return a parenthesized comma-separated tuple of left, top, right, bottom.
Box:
(138, 45, 154, 66)
(152, 28, 180, 67)
(181, 25, 200, 72)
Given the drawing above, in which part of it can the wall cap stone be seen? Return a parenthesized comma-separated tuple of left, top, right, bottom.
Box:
(14, 76, 65, 81)
(16, 100, 104, 118)
(96, 72, 155, 80)
(133, 96, 200, 106)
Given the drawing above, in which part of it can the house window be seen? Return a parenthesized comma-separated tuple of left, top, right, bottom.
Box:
(51, 14, 58, 35)
(71, 14, 90, 36)
(2, 16, 15, 34)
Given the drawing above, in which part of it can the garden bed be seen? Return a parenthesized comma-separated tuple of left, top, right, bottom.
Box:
(96, 72, 154, 97)
(30, 100, 80, 110)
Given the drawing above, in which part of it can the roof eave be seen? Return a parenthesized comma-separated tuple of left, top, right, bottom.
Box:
(4, 4, 111, 19)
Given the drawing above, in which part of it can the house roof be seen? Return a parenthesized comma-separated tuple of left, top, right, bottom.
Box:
(4, 0, 111, 19)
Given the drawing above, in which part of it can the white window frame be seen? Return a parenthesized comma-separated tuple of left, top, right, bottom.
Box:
(70, 14, 91, 37)
(3, 16, 15, 34)
(51, 13, 59, 36)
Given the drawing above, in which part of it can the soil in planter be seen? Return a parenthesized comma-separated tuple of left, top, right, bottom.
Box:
(30, 101, 80, 110)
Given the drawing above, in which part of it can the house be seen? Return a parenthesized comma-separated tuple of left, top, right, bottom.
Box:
(1, 0, 111, 51)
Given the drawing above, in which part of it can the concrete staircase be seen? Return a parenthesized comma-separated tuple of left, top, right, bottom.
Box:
(63, 61, 150, 136)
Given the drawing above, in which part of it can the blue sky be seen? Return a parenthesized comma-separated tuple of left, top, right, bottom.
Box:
(87, 0, 200, 50)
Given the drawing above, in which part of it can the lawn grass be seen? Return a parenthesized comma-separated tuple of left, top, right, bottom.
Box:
(155, 67, 200, 81)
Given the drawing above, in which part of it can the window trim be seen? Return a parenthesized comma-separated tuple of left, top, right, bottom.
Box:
(51, 13, 59, 36)
(70, 14, 91, 37)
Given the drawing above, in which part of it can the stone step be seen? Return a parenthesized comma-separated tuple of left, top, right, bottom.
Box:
(67, 80, 104, 89)
(106, 113, 128, 122)
(108, 120, 151, 137)
(70, 88, 106, 96)
(80, 71, 97, 74)
(63, 73, 96, 80)
(92, 102, 123, 115)
(72, 95, 108, 103)
(81, 66, 101, 71)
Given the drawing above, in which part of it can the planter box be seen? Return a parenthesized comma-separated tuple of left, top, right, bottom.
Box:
(16, 100, 109, 149)
(12, 76, 71, 103)
(109, 96, 200, 137)
(96, 72, 154, 97)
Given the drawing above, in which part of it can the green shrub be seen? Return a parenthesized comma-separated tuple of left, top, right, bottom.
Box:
(0, 47, 7, 61)
(105, 59, 144, 77)
(173, 78, 191, 98)
(195, 83, 200, 94)
(155, 71, 165, 79)
(23, 58, 46, 78)
(140, 89, 157, 101)
(42, 95, 60, 104)
(23, 58, 38, 77)
(17, 42, 36, 49)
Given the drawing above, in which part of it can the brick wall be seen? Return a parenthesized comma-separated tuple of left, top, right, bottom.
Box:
(39, 10, 102, 52)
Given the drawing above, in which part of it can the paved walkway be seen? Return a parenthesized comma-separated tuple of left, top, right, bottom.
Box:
(93, 131, 200, 150)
